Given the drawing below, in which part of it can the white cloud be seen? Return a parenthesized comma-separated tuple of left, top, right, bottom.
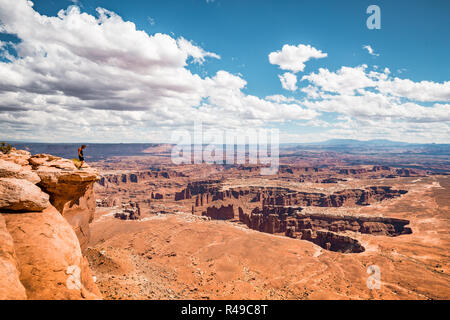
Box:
(278, 72, 298, 91)
(301, 65, 450, 127)
(301, 85, 321, 99)
(0, 0, 448, 144)
(0, 0, 317, 142)
(269, 44, 327, 73)
(378, 78, 450, 102)
(363, 45, 379, 56)
(265, 95, 298, 104)
(177, 37, 220, 64)
(302, 65, 375, 95)
(303, 65, 450, 103)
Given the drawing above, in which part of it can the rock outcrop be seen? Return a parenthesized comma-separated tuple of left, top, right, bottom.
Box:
(97, 170, 185, 188)
(3, 206, 101, 299)
(114, 201, 141, 220)
(0, 149, 101, 300)
(238, 205, 412, 253)
(240, 206, 412, 237)
(0, 178, 50, 211)
(260, 186, 407, 207)
(0, 148, 32, 166)
(179, 183, 407, 209)
(174, 180, 221, 201)
(202, 204, 235, 220)
(29, 154, 99, 252)
(0, 214, 27, 299)
(286, 228, 365, 253)
(0, 159, 40, 184)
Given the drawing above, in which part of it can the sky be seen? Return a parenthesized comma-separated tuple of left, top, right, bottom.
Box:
(0, 0, 449, 143)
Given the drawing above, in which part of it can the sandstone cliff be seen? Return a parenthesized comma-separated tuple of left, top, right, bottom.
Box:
(238, 204, 412, 253)
(240, 205, 412, 237)
(202, 204, 235, 220)
(0, 149, 101, 300)
(177, 183, 407, 208)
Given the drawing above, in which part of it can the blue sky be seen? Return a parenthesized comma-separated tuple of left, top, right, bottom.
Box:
(0, 0, 449, 143)
(34, 0, 450, 94)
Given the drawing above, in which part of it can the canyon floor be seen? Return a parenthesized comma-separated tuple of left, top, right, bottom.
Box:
(84, 146, 450, 300)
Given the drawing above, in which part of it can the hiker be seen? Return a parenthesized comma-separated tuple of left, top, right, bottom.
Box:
(78, 145, 86, 169)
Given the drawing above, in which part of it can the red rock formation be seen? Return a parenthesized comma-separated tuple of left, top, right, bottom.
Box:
(96, 197, 122, 207)
(0, 158, 40, 183)
(97, 170, 185, 188)
(0, 214, 27, 299)
(3, 206, 101, 299)
(339, 168, 367, 175)
(152, 192, 164, 199)
(279, 166, 320, 174)
(202, 204, 235, 220)
(0, 150, 101, 299)
(174, 180, 221, 201)
(395, 169, 417, 177)
(287, 228, 365, 253)
(239, 206, 412, 238)
(175, 188, 191, 201)
(238, 204, 411, 253)
(0, 178, 50, 211)
(321, 177, 347, 183)
(114, 202, 141, 220)
(180, 183, 407, 210)
(29, 154, 99, 252)
(260, 186, 407, 207)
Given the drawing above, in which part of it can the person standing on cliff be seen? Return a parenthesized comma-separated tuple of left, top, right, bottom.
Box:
(78, 145, 86, 169)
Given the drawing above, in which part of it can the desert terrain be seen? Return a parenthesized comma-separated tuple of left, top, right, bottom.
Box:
(79, 143, 449, 300)
(1, 142, 448, 300)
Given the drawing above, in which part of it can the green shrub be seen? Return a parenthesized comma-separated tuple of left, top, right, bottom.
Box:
(0, 142, 12, 154)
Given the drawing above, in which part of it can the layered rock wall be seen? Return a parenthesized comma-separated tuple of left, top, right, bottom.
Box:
(178, 184, 407, 209)
(240, 206, 412, 237)
(238, 205, 411, 253)
(0, 149, 101, 299)
(202, 204, 235, 220)
(98, 170, 185, 187)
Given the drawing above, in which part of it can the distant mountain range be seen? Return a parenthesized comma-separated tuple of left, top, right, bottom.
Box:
(313, 139, 412, 146)
(284, 139, 449, 147)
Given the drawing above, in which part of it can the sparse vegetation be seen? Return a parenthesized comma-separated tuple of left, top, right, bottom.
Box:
(0, 141, 13, 154)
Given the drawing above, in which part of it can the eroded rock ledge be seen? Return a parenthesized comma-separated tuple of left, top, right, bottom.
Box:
(241, 207, 412, 236)
(238, 205, 412, 253)
(177, 182, 408, 208)
(0, 149, 101, 300)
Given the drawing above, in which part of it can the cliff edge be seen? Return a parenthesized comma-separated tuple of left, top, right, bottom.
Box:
(0, 149, 101, 300)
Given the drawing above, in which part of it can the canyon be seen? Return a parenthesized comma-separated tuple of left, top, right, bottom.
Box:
(1, 143, 449, 300)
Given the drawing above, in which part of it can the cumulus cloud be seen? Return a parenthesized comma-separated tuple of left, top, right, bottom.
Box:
(377, 78, 450, 102)
(0, 0, 317, 142)
(269, 44, 327, 73)
(301, 65, 450, 128)
(302, 65, 375, 95)
(0, 0, 448, 144)
(278, 72, 298, 91)
(303, 65, 450, 103)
